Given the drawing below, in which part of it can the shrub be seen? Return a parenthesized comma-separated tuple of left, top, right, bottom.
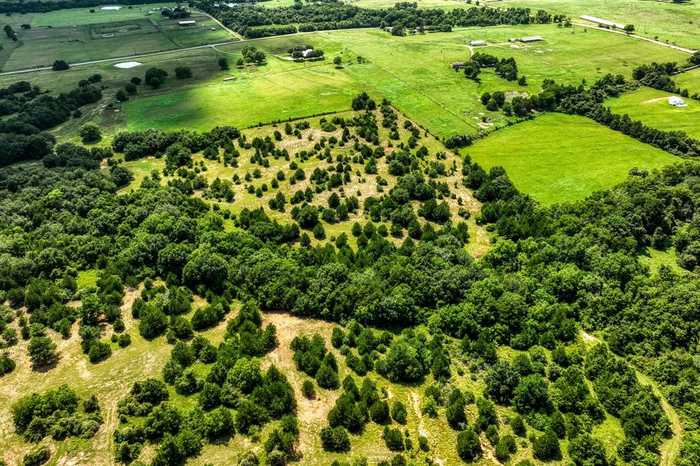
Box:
(320, 426, 350, 452)
(457, 428, 482, 461)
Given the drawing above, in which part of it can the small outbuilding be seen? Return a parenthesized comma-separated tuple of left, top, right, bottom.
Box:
(580, 15, 625, 30)
(518, 36, 544, 43)
(178, 20, 197, 26)
(469, 40, 486, 46)
(451, 62, 466, 71)
(669, 96, 688, 108)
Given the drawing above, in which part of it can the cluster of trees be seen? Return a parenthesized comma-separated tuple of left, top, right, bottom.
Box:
(291, 333, 340, 389)
(206, 2, 556, 38)
(115, 300, 294, 464)
(632, 60, 700, 99)
(464, 52, 524, 84)
(0, 79, 102, 167)
(12, 385, 102, 448)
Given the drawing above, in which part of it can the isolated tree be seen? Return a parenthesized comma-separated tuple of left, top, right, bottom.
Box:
(333, 56, 343, 67)
(457, 428, 482, 461)
(52, 60, 69, 71)
(175, 66, 193, 79)
(623, 24, 635, 33)
(79, 124, 102, 144)
(145, 68, 168, 89)
(218, 57, 229, 70)
(28, 336, 57, 369)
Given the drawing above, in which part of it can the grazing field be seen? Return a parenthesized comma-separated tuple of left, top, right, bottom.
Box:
(0, 6, 231, 71)
(675, 68, 700, 93)
(1, 3, 182, 28)
(606, 86, 700, 140)
(121, 24, 684, 138)
(464, 113, 677, 205)
(492, 0, 700, 50)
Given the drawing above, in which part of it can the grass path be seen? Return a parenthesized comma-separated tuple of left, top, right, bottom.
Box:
(581, 331, 683, 466)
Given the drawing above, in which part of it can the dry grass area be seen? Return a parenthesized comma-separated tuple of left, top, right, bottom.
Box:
(0, 287, 227, 466)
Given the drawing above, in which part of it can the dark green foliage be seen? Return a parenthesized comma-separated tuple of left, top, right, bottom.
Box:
(456, 428, 482, 461)
(568, 434, 608, 466)
(382, 426, 405, 451)
(23, 446, 50, 466)
(12, 385, 101, 444)
(391, 400, 407, 424)
(320, 426, 350, 452)
(533, 429, 562, 461)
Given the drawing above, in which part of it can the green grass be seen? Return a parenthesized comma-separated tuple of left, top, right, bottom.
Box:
(676, 68, 700, 93)
(1, 3, 181, 28)
(606, 86, 700, 140)
(121, 24, 684, 137)
(0, 7, 230, 71)
(464, 113, 677, 205)
(493, 0, 700, 50)
(640, 248, 685, 275)
(76, 269, 98, 290)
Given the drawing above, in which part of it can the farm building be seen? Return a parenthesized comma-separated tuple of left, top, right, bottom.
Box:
(302, 49, 315, 58)
(518, 36, 544, 43)
(178, 20, 197, 26)
(580, 15, 625, 30)
(452, 62, 466, 71)
(470, 40, 486, 46)
(668, 96, 688, 108)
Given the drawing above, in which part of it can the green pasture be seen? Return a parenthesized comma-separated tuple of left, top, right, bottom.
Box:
(1, 3, 181, 28)
(465, 113, 677, 205)
(0, 8, 230, 71)
(121, 24, 683, 137)
(492, 0, 700, 50)
(606, 86, 700, 140)
(676, 68, 700, 93)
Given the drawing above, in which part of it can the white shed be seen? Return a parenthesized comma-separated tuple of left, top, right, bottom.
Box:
(668, 96, 688, 108)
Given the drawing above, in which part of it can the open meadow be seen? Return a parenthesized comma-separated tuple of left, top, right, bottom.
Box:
(606, 86, 700, 140)
(464, 113, 677, 205)
(490, 0, 700, 50)
(119, 23, 685, 139)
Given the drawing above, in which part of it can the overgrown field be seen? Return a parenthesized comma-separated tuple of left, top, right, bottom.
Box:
(120, 106, 490, 256)
(606, 86, 700, 140)
(464, 113, 676, 205)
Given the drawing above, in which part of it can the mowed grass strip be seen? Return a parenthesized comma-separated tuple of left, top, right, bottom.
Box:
(464, 113, 677, 205)
(606, 86, 700, 140)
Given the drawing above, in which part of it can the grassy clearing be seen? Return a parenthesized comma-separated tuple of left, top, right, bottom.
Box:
(492, 0, 700, 50)
(0, 6, 230, 71)
(675, 68, 700, 92)
(464, 113, 677, 205)
(606, 86, 700, 140)
(640, 248, 685, 275)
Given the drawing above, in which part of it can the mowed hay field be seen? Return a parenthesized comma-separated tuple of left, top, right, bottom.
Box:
(606, 86, 700, 140)
(464, 113, 677, 205)
(492, 0, 700, 49)
(0, 4, 232, 71)
(123, 24, 685, 137)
